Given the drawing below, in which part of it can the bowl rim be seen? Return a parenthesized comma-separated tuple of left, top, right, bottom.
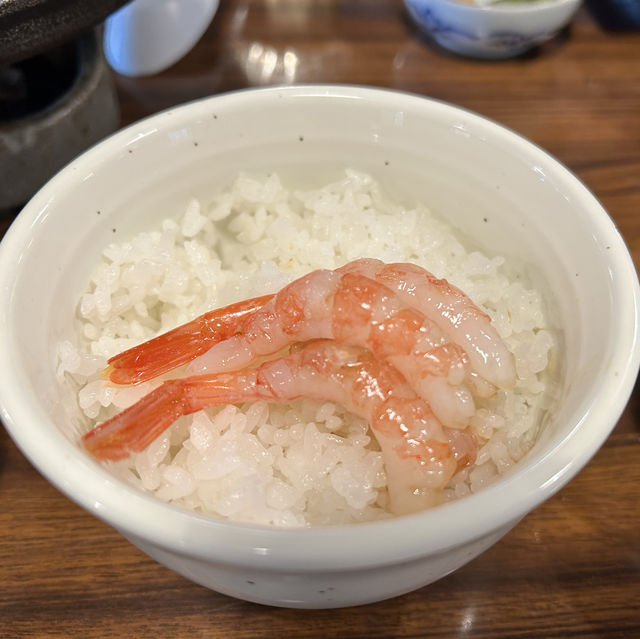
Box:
(0, 84, 638, 571)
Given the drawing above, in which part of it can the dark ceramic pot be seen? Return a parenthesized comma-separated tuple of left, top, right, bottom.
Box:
(0, 0, 129, 65)
(1, 30, 120, 211)
(0, 1, 128, 211)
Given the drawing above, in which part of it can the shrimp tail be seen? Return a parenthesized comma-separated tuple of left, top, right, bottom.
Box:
(83, 371, 267, 461)
(104, 294, 274, 385)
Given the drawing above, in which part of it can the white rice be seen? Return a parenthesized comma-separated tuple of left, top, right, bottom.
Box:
(58, 169, 557, 527)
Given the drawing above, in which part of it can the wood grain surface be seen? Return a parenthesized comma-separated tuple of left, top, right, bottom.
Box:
(1, 2, 639, 637)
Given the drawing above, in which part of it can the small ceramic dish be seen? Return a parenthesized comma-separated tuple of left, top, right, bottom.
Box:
(404, 0, 583, 59)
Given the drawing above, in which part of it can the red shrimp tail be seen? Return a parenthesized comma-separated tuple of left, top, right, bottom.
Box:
(83, 371, 268, 461)
(82, 380, 189, 461)
(104, 294, 274, 385)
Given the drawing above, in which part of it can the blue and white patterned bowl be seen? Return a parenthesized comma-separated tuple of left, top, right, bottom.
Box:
(405, 0, 583, 59)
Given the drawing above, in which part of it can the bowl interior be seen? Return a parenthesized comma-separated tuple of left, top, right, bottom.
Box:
(1, 86, 637, 562)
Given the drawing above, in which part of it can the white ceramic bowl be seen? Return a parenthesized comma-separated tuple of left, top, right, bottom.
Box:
(404, 0, 583, 59)
(0, 86, 637, 609)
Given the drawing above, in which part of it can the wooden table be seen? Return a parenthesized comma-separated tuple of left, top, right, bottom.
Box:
(1, 2, 639, 637)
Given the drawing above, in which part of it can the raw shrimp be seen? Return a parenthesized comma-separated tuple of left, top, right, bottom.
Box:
(105, 259, 513, 391)
(83, 341, 477, 515)
(185, 269, 474, 427)
(103, 261, 515, 426)
(337, 258, 516, 390)
(105, 294, 273, 384)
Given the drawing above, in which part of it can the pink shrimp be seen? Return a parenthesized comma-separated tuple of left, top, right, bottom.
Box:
(105, 294, 274, 384)
(337, 258, 516, 390)
(104, 260, 513, 393)
(83, 341, 477, 515)
(185, 269, 474, 427)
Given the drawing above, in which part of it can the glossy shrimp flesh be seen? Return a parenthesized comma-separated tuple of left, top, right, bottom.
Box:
(185, 269, 475, 427)
(105, 259, 513, 393)
(337, 258, 516, 390)
(105, 294, 274, 384)
(83, 341, 477, 515)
